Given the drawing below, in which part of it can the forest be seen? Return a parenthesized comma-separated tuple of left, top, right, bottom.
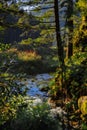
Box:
(0, 0, 87, 130)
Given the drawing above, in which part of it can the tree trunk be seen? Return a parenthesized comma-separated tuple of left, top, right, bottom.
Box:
(66, 0, 73, 58)
(54, 0, 64, 63)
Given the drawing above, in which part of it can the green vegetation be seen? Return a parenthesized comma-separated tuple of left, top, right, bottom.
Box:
(0, 68, 26, 126)
(0, 42, 58, 74)
(9, 101, 59, 130)
(0, 0, 87, 129)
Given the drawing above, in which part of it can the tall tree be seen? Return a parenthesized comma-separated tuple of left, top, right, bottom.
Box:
(54, 0, 64, 63)
(65, 0, 73, 58)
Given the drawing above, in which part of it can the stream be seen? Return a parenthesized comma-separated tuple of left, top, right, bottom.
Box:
(22, 73, 69, 130)
(24, 73, 53, 97)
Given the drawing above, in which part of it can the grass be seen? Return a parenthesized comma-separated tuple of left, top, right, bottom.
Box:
(17, 50, 41, 61)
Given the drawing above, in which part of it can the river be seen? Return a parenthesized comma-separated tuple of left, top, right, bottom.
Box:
(23, 73, 53, 97)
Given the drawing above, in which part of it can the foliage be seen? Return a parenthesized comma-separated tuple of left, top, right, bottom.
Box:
(79, 99, 87, 115)
(0, 43, 11, 51)
(49, 48, 87, 128)
(49, 51, 87, 106)
(73, 15, 87, 52)
(73, 0, 87, 53)
(0, 68, 26, 125)
(0, 44, 27, 125)
(0, 0, 87, 129)
(76, 0, 87, 15)
(0, 42, 59, 129)
(78, 96, 87, 123)
(65, 52, 87, 102)
(81, 123, 87, 130)
(81, 101, 87, 116)
(0, 44, 43, 74)
(0, 95, 24, 125)
(0, 42, 58, 74)
(71, 55, 87, 98)
(49, 68, 63, 99)
(4, 99, 60, 130)
(20, 38, 33, 45)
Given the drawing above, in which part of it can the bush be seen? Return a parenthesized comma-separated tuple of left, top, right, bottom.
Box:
(0, 49, 26, 125)
(8, 100, 60, 130)
(81, 123, 87, 130)
(49, 52, 87, 107)
(0, 71, 26, 125)
(65, 52, 87, 99)
(0, 43, 11, 51)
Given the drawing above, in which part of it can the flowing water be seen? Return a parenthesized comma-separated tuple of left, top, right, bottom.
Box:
(24, 73, 53, 97)
(22, 73, 67, 130)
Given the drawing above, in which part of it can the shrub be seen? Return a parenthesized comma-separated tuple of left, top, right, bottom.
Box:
(65, 52, 87, 99)
(0, 49, 26, 125)
(0, 71, 26, 126)
(0, 43, 11, 51)
(49, 52, 87, 107)
(81, 123, 87, 130)
(9, 101, 60, 130)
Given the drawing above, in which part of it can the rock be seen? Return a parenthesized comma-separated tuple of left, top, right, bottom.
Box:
(39, 84, 49, 91)
(32, 97, 43, 106)
(50, 107, 67, 118)
(36, 73, 53, 81)
(23, 96, 43, 106)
